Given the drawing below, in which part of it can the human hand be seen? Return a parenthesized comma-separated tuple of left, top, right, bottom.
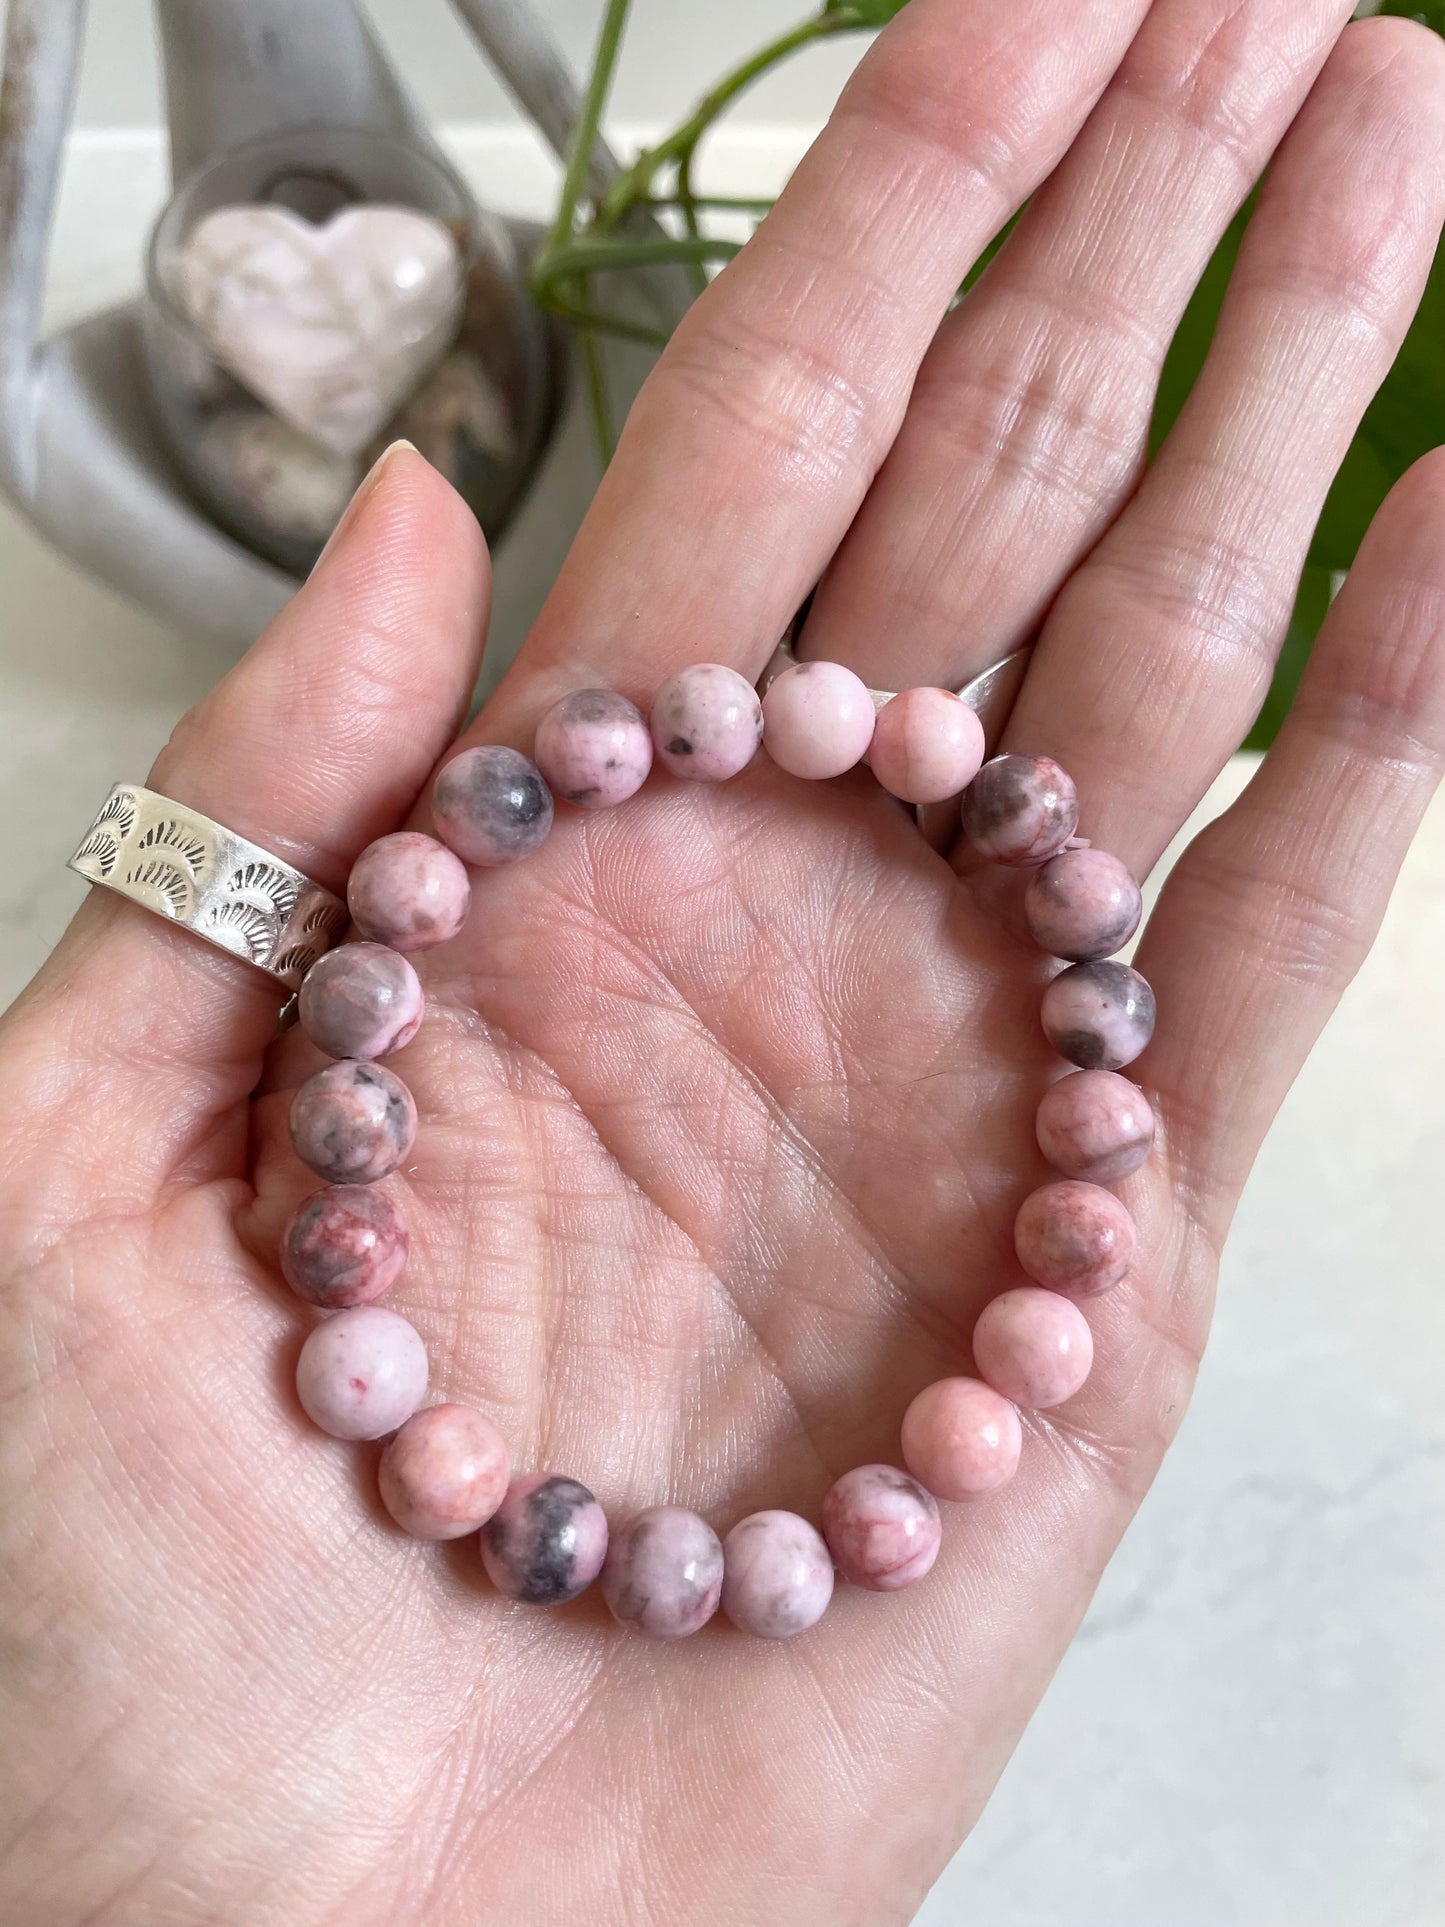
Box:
(4, 2, 1445, 1922)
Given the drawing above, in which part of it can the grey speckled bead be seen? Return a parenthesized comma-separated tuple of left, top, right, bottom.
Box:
(534, 688, 654, 808)
(280, 1183, 409, 1307)
(289, 1059, 417, 1185)
(1041, 959, 1156, 1072)
(481, 1473, 610, 1605)
(650, 663, 763, 782)
(602, 1505, 724, 1637)
(347, 832, 471, 952)
(721, 1510, 835, 1639)
(1024, 847, 1142, 961)
(431, 745, 554, 866)
(298, 941, 424, 1061)
(961, 754, 1078, 866)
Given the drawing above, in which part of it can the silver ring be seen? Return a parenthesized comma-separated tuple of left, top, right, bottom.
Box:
(758, 639, 1031, 751)
(68, 785, 349, 991)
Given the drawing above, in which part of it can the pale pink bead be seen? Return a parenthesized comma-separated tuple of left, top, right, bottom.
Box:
(347, 832, 471, 952)
(378, 1403, 510, 1540)
(651, 663, 763, 782)
(973, 1287, 1094, 1409)
(720, 1511, 835, 1639)
(1014, 1180, 1135, 1297)
(1041, 960, 1156, 1072)
(961, 754, 1078, 865)
(298, 941, 424, 1061)
(869, 687, 986, 805)
(901, 1377, 1022, 1502)
(295, 1305, 427, 1440)
(534, 688, 653, 808)
(761, 660, 876, 780)
(1025, 847, 1142, 961)
(821, 1465, 941, 1592)
(602, 1505, 724, 1636)
(1036, 1069, 1155, 1183)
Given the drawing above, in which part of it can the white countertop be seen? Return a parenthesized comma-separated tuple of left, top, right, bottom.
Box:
(2, 128, 1442, 1927)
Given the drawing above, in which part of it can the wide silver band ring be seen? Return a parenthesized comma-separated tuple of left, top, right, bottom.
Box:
(69, 785, 349, 991)
(758, 639, 1031, 749)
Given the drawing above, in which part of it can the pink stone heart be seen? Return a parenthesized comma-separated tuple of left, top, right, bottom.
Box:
(176, 204, 464, 457)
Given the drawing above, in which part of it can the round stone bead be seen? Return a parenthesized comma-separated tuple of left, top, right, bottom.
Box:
(298, 941, 423, 1061)
(1041, 959, 1156, 1071)
(868, 686, 986, 805)
(432, 745, 554, 865)
(1014, 1179, 1135, 1297)
(534, 688, 653, 808)
(481, 1473, 609, 1605)
(280, 1184, 409, 1308)
(347, 831, 471, 953)
(1035, 1069, 1155, 1184)
(650, 663, 763, 782)
(378, 1403, 510, 1540)
(295, 1305, 428, 1440)
(1024, 847, 1142, 961)
(761, 660, 876, 780)
(821, 1465, 941, 1592)
(961, 754, 1078, 865)
(972, 1286, 1094, 1409)
(720, 1510, 835, 1640)
(601, 1505, 724, 1637)
(901, 1377, 1022, 1503)
(289, 1059, 417, 1185)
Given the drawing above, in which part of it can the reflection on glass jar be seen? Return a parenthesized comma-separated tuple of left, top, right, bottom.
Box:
(143, 126, 554, 576)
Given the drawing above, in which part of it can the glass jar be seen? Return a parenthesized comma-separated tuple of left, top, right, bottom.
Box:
(142, 126, 554, 577)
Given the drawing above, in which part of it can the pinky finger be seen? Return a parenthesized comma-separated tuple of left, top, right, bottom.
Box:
(1135, 446, 1445, 1237)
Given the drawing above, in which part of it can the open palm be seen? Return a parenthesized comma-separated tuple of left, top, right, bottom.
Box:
(5, 2, 1445, 1922)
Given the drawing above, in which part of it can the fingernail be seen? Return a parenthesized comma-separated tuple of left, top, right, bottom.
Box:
(310, 439, 419, 577)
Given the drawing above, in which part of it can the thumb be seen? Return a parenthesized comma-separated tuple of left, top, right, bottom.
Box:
(1, 444, 488, 1209)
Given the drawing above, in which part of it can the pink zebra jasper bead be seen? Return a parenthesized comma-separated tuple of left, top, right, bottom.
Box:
(378, 1404, 510, 1540)
(289, 1059, 417, 1185)
(280, 1184, 409, 1308)
(901, 1377, 1022, 1502)
(761, 660, 876, 780)
(298, 941, 424, 1061)
(821, 1465, 941, 1592)
(347, 832, 471, 952)
(295, 1305, 428, 1440)
(972, 1287, 1094, 1409)
(1015, 1179, 1135, 1297)
(432, 745, 554, 865)
(720, 1510, 835, 1639)
(1024, 847, 1142, 961)
(961, 754, 1079, 865)
(482, 1473, 610, 1605)
(602, 1506, 724, 1637)
(534, 688, 653, 808)
(1042, 960, 1156, 1072)
(869, 686, 985, 805)
(651, 663, 763, 782)
(1036, 1069, 1156, 1184)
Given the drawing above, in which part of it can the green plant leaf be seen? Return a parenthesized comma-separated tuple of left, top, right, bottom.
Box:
(1368, 1, 1444, 30)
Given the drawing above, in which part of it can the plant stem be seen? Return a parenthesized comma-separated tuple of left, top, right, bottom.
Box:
(545, 235, 742, 278)
(543, 0, 632, 259)
(579, 328, 615, 467)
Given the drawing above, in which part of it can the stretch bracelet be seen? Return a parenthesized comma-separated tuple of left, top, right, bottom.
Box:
(278, 658, 1155, 1639)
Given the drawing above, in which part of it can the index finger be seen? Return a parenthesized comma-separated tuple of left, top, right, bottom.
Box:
(483, 0, 1150, 736)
